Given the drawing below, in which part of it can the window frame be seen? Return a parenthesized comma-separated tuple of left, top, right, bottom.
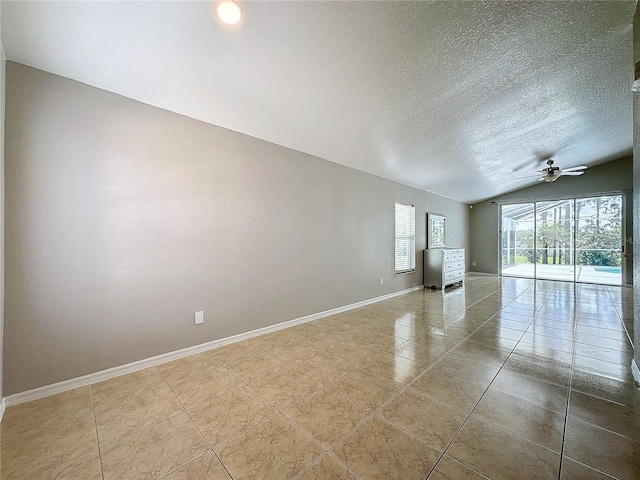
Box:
(394, 202, 416, 275)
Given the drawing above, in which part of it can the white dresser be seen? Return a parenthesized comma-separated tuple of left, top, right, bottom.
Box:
(424, 248, 465, 290)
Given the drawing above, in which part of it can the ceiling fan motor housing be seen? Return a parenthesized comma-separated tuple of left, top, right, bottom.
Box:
(544, 159, 559, 173)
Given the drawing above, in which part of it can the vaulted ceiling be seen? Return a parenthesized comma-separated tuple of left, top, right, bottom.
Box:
(2, 1, 634, 202)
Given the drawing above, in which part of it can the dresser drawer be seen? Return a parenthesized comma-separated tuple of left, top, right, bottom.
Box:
(443, 261, 464, 273)
(443, 251, 454, 262)
(443, 268, 464, 283)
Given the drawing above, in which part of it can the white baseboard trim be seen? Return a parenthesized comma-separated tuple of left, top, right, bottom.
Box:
(4, 285, 423, 408)
(632, 360, 640, 387)
(0, 397, 5, 423)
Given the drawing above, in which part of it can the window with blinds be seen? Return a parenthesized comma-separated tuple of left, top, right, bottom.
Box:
(395, 203, 415, 274)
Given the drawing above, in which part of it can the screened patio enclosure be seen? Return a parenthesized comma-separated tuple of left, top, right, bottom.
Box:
(500, 195, 622, 285)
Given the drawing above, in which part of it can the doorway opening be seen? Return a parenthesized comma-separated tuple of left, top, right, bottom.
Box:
(500, 195, 622, 285)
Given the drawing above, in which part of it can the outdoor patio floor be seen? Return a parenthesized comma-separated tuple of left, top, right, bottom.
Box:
(501, 264, 622, 285)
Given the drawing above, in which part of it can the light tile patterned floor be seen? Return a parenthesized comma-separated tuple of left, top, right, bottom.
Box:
(1, 275, 639, 479)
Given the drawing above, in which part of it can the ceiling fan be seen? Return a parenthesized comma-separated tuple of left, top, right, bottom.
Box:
(517, 159, 587, 183)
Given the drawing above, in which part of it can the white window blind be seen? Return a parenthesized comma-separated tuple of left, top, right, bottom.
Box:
(395, 203, 415, 273)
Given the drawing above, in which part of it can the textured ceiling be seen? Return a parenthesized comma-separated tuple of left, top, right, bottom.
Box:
(1, 1, 635, 203)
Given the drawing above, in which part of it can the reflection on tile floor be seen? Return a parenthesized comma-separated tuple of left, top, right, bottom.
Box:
(1, 276, 638, 479)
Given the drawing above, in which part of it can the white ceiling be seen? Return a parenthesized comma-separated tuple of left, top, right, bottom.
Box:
(1, 1, 635, 203)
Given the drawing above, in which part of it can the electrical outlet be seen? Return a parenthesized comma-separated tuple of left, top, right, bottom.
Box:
(195, 310, 204, 325)
(472, 262, 477, 267)
(380, 278, 384, 285)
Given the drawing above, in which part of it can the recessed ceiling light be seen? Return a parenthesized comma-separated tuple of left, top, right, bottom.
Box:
(215, 0, 243, 26)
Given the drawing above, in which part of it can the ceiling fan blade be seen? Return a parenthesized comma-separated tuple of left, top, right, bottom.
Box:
(559, 171, 584, 176)
(562, 166, 587, 172)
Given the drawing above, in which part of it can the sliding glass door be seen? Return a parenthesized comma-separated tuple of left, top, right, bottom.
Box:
(500, 195, 622, 285)
(501, 203, 535, 278)
(575, 195, 622, 284)
(535, 199, 574, 282)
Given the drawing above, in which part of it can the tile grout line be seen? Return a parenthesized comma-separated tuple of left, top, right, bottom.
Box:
(549, 284, 577, 480)
(557, 282, 634, 479)
(203, 358, 363, 479)
(156, 451, 213, 480)
(605, 284, 634, 348)
(436, 282, 570, 469)
(96, 409, 189, 449)
(261, 382, 361, 480)
(323, 451, 365, 480)
(290, 453, 362, 480)
(88, 384, 106, 480)
(207, 354, 377, 452)
(422, 281, 547, 478)
(568, 414, 640, 441)
(559, 457, 619, 480)
(211, 409, 280, 449)
(288, 428, 364, 480)
(354, 278, 540, 478)
(155, 361, 237, 480)
(556, 286, 575, 480)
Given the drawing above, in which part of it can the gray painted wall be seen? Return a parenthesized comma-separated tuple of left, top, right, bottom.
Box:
(469, 156, 633, 282)
(0, 9, 5, 401)
(4, 62, 470, 396)
(633, 4, 640, 379)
